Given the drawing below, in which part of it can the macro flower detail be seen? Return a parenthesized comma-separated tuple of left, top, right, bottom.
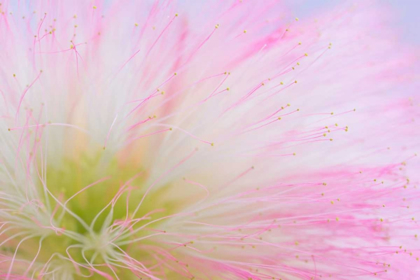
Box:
(0, 0, 419, 279)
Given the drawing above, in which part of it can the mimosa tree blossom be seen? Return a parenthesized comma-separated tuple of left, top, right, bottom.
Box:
(0, 0, 419, 279)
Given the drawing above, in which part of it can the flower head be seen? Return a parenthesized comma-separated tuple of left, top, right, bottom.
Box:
(0, 0, 419, 279)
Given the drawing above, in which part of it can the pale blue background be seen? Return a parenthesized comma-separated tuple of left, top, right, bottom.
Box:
(289, 0, 420, 45)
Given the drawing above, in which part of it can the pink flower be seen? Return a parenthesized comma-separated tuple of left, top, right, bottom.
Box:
(0, 0, 419, 279)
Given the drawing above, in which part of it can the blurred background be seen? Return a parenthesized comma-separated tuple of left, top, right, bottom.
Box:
(288, 0, 420, 45)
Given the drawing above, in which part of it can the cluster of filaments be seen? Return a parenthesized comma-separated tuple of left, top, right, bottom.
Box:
(0, 1, 419, 279)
